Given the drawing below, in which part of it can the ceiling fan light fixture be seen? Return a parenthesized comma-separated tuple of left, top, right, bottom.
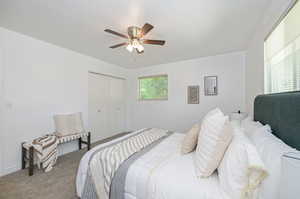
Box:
(137, 44, 144, 52)
(126, 44, 134, 52)
(131, 39, 140, 48)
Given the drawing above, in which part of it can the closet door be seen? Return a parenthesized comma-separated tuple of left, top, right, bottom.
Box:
(88, 73, 110, 142)
(109, 77, 126, 135)
(0, 47, 3, 176)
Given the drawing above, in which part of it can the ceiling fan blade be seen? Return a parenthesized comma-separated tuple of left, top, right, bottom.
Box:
(141, 23, 154, 36)
(104, 29, 128, 39)
(109, 42, 128, 48)
(143, 39, 165, 45)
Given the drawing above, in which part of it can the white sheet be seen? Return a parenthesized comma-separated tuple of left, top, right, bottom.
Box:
(124, 133, 229, 199)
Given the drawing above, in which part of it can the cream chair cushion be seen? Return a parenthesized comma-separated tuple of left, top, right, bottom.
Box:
(181, 123, 201, 154)
(194, 109, 233, 177)
(53, 112, 84, 136)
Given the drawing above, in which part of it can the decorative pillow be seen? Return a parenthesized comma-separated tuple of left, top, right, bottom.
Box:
(70, 112, 85, 133)
(241, 117, 263, 136)
(218, 128, 268, 199)
(181, 123, 201, 154)
(203, 107, 224, 119)
(194, 109, 233, 177)
(54, 112, 84, 136)
(247, 125, 296, 199)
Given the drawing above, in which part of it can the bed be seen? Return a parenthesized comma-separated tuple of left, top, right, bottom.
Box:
(76, 91, 300, 199)
(77, 130, 227, 199)
(254, 91, 300, 151)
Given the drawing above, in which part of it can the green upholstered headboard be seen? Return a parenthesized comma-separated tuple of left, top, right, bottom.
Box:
(254, 91, 300, 150)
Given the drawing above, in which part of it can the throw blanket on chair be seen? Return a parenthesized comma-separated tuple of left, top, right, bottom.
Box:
(81, 128, 170, 199)
(32, 134, 59, 172)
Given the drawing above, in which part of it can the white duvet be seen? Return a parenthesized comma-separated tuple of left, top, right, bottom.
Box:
(77, 132, 229, 199)
(124, 133, 229, 199)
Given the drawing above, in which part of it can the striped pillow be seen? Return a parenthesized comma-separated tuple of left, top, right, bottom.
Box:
(194, 109, 233, 177)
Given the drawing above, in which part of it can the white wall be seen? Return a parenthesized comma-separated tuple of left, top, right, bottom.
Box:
(0, 27, 130, 176)
(127, 52, 246, 133)
(0, 30, 4, 175)
(245, 0, 295, 116)
(0, 28, 246, 176)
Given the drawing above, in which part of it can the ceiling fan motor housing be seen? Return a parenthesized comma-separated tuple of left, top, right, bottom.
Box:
(128, 26, 142, 39)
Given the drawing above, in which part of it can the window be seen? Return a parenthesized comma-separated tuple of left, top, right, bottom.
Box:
(138, 75, 168, 100)
(264, 0, 300, 94)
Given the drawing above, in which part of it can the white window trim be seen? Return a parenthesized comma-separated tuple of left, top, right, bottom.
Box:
(264, 0, 300, 94)
(264, 0, 298, 42)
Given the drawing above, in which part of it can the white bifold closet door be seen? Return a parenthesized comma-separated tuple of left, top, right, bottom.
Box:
(0, 46, 3, 176)
(88, 72, 126, 142)
(109, 77, 126, 135)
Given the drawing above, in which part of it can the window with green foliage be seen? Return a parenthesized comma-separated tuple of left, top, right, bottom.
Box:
(139, 75, 168, 100)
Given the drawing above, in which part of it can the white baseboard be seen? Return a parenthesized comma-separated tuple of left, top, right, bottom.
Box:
(0, 142, 79, 177)
(1, 165, 18, 177)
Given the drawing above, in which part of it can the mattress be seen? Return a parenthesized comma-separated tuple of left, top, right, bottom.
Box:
(76, 132, 229, 199)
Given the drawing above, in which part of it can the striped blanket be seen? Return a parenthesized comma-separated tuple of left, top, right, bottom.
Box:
(31, 134, 59, 172)
(24, 132, 89, 173)
(81, 128, 169, 199)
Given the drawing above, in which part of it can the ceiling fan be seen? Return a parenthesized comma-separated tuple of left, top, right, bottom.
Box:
(104, 23, 165, 54)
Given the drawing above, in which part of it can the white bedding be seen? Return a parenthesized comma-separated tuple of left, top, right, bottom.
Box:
(124, 133, 229, 199)
(77, 132, 229, 199)
(76, 129, 147, 197)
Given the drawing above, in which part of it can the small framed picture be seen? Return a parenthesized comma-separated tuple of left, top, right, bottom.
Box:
(204, 76, 218, 96)
(187, 85, 200, 104)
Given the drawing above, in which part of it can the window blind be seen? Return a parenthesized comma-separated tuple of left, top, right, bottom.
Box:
(264, 0, 300, 93)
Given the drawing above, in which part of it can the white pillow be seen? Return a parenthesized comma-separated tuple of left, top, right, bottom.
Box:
(218, 128, 268, 199)
(194, 108, 233, 177)
(203, 107, 224, 119)
(241, 117, 263, 136)
(248, 125, 296, 199)
(54, 112, 85, 136)
(71, 112, 85, 133)
(181, 108, 223, 155)
(181, 123, 201, 154)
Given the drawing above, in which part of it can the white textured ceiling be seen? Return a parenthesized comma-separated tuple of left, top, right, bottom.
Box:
(0, 0, 270, 68)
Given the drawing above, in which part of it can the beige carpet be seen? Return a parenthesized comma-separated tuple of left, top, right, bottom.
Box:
(0, 133, 129, 199)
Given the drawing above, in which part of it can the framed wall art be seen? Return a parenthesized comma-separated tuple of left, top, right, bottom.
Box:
(204, 76, 218, 96)
(187, 85, 200, 104)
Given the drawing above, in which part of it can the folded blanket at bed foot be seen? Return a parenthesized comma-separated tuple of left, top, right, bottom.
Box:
(80, 128, 172, 199)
